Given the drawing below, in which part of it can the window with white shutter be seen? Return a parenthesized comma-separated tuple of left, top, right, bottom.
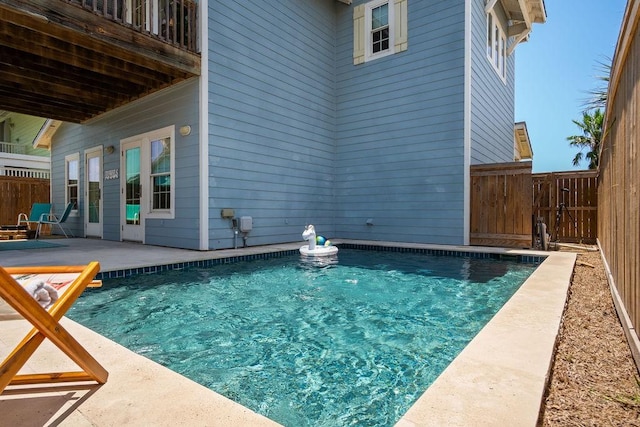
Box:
(354, 0, 407, 65)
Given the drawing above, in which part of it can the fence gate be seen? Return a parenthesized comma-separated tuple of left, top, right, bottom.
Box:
(532, 171, 598, 244)
(470, 162, 532, 248)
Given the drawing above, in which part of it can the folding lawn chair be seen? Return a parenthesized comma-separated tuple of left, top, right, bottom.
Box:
(37, 202, 74, 238)
(0, 262, 108, 392)
(17, 203, 52, 239)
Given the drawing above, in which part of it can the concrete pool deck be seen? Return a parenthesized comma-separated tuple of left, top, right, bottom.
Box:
(0, 238, 576, 426)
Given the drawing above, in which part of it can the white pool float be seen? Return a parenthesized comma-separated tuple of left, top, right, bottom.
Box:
(299, 225, 338, 256)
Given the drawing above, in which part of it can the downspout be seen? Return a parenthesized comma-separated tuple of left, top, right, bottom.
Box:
(463, 0, 472, 245)
(198, 2, 209, 250)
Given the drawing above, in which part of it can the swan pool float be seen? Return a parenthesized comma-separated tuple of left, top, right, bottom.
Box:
(300, 225, 338, 256)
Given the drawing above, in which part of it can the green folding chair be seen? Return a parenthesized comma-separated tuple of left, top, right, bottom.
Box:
(17, 203, 52, 239)
(38, 203, 74, 238)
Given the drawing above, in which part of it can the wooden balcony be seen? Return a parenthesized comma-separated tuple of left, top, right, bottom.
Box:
(0, 0, 200, 123)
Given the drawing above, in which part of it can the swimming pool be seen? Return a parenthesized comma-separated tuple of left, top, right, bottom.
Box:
(68, 249, 537, 426)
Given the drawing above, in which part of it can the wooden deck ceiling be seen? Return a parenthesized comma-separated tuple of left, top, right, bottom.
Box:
(0, 0, 200, 123)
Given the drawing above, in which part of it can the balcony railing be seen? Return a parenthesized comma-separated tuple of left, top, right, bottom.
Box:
(0, 166, 50, 179)
(0, 142, 26, 155)
(69, 0, 198, 52)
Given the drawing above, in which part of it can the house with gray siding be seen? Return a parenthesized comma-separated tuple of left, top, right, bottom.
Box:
(46, 0, 545, 250)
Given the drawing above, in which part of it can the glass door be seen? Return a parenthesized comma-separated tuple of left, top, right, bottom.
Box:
(121, 140, 144, 242)
(85, 147, 103, 237)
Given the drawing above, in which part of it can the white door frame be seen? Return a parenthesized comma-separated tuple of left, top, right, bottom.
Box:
(119, 125, 175, 243)
(84, 146, 103, 237)
(120, 138, 145, 242)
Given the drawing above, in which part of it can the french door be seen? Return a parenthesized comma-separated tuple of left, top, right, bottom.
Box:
(120, 125, 174, 242)
(85, 147, 103, 237)
(121, 139, 144, 242)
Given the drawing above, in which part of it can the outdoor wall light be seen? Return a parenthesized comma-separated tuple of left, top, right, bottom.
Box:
(105, 145, 115, 154)
(179, 125, 192, 136)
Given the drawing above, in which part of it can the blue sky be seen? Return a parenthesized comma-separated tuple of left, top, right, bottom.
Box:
(514, 0, 627, 172)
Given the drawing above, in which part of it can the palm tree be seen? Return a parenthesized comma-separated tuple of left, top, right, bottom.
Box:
(567, 109, 603, 169)
(583, 58, 611, 111)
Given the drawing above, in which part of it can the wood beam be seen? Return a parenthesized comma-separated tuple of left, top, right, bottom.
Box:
(0, 26, 177, 88)
(0, 0, 200, 122)
(0, 0, 200, 75)
(485, 0, 498, 14)
(0, 10, 194, 81)
(0, 47, 150, 97)
(0, 89, 102, 123)
(508, 23, 527, 37)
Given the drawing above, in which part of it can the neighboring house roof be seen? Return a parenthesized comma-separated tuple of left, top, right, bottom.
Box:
(33, 119, 62, 150)
(514, 121, 533, 161)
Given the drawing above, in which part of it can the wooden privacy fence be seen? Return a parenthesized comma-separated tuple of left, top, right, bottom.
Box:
(532, 171, 598, 244)
(597, 0, 640, 366)
(470, 162, 532, 248)
(0, 176, 50, 227)
(470, 163, 598, 248)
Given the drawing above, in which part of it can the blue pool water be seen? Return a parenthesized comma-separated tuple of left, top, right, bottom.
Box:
(68, 249, 537, 426)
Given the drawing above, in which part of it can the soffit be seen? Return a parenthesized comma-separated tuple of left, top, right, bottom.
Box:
(514, 122, 533, 160)
(33, 119, 62, 150)
(501, 0, 546, 24)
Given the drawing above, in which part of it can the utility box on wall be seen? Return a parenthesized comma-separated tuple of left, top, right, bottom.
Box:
(240, 216, 253, 232)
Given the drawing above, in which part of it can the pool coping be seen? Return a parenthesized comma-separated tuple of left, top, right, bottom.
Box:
(396, 248, 575, 426)
(0, 239, 575, 426)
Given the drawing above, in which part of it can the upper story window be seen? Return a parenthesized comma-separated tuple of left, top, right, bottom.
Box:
(370, 2, 390, 56)
(354, 0, 408, 65)
(486, 10, 507, 81)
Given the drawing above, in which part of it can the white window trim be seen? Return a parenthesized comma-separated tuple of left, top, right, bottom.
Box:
(64, 153, 80, 217)
(120, 125, 176, 220)
(365, 0, 395, 62)
(354, 0, 407, 65)
(146, 125, 175, 219)
(486, 10, 507, 82)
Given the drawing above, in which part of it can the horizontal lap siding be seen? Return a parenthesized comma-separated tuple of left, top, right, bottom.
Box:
(334, 0, 466, 244)
(470, 0, 514, 164)
(6, 113, 48, 156)
(208, 0, 337, 249)
(51, 80, 201, 248)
